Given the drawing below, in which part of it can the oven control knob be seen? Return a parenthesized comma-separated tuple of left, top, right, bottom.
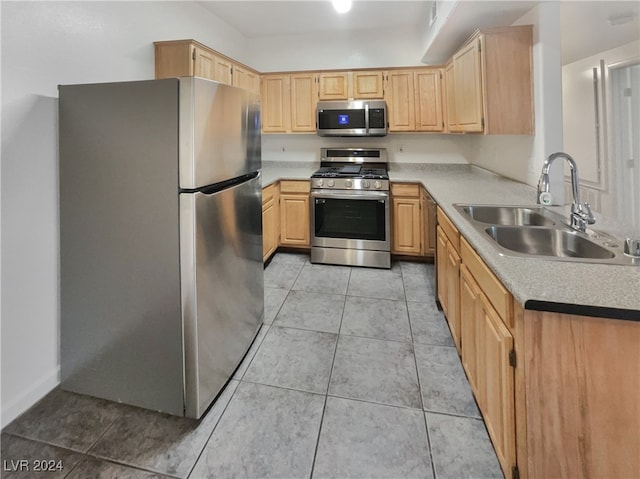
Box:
(363, 180, 371, 188)
(328, 179, 335, 188)
(316, 179, 324, 187)
(374, 181, 382, 189)
(345, 179, 353, 188)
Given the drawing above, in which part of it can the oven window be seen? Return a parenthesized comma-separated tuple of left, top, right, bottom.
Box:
(315, 198, 386, 241)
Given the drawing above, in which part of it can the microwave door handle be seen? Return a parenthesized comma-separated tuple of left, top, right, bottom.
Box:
(365, 103, 369, 134)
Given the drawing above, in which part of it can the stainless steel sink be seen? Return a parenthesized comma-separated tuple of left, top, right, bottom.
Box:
(457, 205, 555, 226)
(452, 203, 637, 265)
(485, 226, 615, 259)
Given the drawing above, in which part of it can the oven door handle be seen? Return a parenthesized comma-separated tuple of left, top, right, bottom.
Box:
(310, 190, 389, 201)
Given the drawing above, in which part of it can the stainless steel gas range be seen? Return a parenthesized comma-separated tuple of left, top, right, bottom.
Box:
(310, 147, 390, 268)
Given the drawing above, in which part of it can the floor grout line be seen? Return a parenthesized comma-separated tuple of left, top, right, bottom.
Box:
(4, 254, 500, 478)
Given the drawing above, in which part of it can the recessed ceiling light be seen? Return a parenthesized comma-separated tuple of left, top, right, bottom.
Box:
(332, 0, 352, 14)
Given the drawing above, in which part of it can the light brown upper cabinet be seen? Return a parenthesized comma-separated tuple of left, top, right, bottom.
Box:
(384, 70, 416, 132)
(384, 69, 444, 132)
(318, 72, 349, 100)
(154, 39, 260, 94)
(452, 37, 484, 132)
(414, 70, 444, 132)
(318, 71, 385, 100)
(233, 64, 260, 94)
(444, 60, 457, 132)
(261, 73, 317, 133)
(290, 73, 319, 132)
(447, 25, 534, 134)
(261, 74, 291, 133)
(352, 71, 384, 99)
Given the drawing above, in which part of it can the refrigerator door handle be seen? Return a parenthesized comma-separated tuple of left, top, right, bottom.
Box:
(182, 171, 260, 196)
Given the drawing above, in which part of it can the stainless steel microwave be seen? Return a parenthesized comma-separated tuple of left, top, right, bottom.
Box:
(316, 100, 387, 137)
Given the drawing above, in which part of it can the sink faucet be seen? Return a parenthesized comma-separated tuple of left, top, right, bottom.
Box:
(537, 152, 595, 232)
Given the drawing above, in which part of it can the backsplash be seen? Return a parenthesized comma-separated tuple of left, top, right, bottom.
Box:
(261, 134, 472, 165)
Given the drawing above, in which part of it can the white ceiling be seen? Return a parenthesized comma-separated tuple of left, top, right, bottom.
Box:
(560, 1, 640, 64)
(199, 1, 430, 37)
(199, 1, 640, 65)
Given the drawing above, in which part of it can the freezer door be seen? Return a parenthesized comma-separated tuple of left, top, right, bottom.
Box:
(180, 174, 264, 418)
(179, 78, 261, 189)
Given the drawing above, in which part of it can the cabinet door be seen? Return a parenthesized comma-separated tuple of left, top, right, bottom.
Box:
(420, 188, 436, 255)
(446, 240, 461, 352)
(261, 75, 290, 133)
(436, 226, 448, 314)
(444, 60, 457, 131)
(193, 46, 216, 80)
(453, 37, 484, 132)
(154, 41, 194, 79)
(460, 265, 481, 401)
(262, 196, 276, 261)
(290, 73, 318, 132)
(353, 71, 384, 99)
(213, 55, 233, 85)
(262, 184, 280, 262)
(392, 197, 421, 255)
(280, 194, 310, 246)
(479, 294, 515, 479)
(233, 65, 260, 94)
(318, 72, 349, 100)
(384, 70, 415, 131)
(414, 70, 444, 131)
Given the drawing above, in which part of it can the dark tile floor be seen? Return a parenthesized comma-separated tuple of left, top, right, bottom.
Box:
(1, 252, 502, 478)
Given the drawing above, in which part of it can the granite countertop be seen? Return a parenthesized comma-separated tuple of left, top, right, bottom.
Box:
(261, 161, 318, 187)
(389, 163, 639, 320)
(262, 161, 640, 319)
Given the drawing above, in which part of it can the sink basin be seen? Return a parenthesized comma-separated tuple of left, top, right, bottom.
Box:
(457, 205, 555, 226)
(485, 226, 615, 259)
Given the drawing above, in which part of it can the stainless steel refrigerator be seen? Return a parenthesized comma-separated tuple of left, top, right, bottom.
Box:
(58, 77, 263, 418)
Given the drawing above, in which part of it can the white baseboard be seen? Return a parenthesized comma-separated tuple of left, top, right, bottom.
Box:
(1, 367, 60, 429)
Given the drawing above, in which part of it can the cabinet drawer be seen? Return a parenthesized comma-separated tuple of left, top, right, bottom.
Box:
(391, 183, 420, 197)
(279, 180, 310, 194)
(460, 236, 512, 325)
(437, 206, 460, 253)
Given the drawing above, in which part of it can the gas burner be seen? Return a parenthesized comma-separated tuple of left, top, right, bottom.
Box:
(360, 168, 387, 179)
(311, 147, 389, 191)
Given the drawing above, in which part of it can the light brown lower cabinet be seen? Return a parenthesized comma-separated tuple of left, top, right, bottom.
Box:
(391, 183, 436, 257)
(438, 206, 640, 479)
(279, 180, 310, 247)
(459, 243, 515, 479)
(262, 183, 279, 262)
(391, 183, 421, 255)
(521, 310, 640, 479)
(436, 207, 461, 352)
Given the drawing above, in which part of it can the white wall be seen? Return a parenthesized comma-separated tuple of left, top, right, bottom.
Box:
(0, 0, 247, 427)
(0, 0, 469, 428)
(263, 134, 471, 165)
(246, 27, 426, 72)
(465, 2, 566, 204)
(562, 40, 640, 220)
(250, 25, 471, 170)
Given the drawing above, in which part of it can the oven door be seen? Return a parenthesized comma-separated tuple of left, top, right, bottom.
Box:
(311, 189, 390, 251)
